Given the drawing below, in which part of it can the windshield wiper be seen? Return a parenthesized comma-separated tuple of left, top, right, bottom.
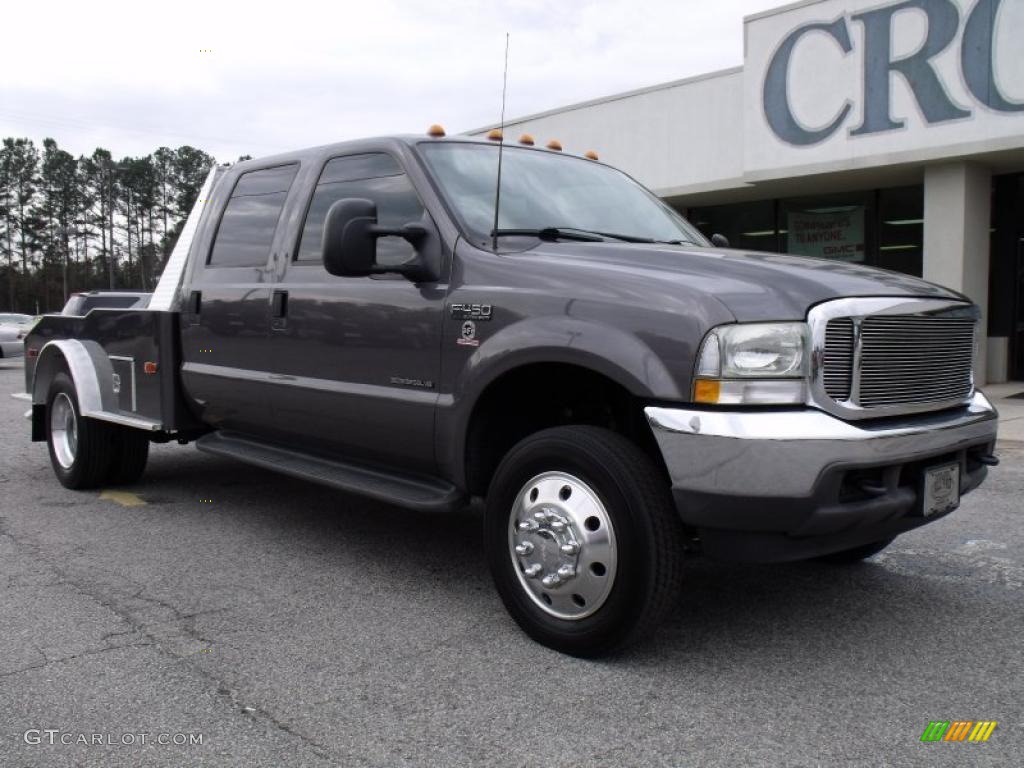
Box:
(491, 227, 698, 246)
(491, 227, 604, 242)
(544, 226, 663, 244)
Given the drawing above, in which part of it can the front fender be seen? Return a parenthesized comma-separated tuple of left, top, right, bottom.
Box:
(437, 316, 686, 488)
(457, 315, 682, 402)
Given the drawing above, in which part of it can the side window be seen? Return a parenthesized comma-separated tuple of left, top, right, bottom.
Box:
(296, 153, 426, 267)
(209, 164, 299, 267)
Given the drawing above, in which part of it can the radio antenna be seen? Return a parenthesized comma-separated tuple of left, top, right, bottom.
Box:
(492, 32, 510, 252)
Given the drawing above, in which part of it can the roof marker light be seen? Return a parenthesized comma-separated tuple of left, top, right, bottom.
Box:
(487, 128, 504, 141)
(427, 124, 446, 137)
(546, 139, 562, 151)
(584, 150, 599, 160)
(519, 134, 535, 145)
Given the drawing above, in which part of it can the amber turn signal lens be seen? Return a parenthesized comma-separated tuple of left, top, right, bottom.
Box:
(693, 379, 721, 404)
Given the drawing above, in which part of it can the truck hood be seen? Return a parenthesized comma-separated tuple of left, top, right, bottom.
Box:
(514, 241, 965, 321)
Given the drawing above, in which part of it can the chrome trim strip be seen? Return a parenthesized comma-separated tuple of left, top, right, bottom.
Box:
(182, 361, 439, 406)
(88, 412, 165, 431)
(646, 390, 995, 442)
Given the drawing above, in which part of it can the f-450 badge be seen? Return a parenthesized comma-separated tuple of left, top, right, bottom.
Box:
(449, 303, 493, 321)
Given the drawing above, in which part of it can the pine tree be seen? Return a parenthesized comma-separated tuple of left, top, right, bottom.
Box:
(36, 139, 78, 306)
(87, 148, 117, 290)
(0, 141, 15, 310)
(4, 138, 41, 309)
(153, 147, 175, 268)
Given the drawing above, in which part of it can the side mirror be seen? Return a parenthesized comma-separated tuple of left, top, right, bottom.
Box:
(710, 233, 730, 248)
(322, 198, 429, 278)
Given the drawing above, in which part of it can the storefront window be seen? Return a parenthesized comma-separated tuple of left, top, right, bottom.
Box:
(876, 186, 924, 276)
(685, 185, 924, 278)
(780, 192, 871, 264)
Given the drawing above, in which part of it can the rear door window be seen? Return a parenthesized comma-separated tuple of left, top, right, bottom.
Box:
(209, 164, 299, 267)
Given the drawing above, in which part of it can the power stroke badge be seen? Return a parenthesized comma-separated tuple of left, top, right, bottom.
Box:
(457, 320, 480, 347)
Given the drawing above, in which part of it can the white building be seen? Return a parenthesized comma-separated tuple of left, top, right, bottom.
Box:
(472, 0, 1024, 383)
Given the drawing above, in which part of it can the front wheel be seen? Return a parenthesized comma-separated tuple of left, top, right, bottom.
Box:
(485, 426, 684, 657)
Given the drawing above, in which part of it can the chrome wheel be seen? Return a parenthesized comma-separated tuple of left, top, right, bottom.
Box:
(508, 471, 617, 620)
(50, 392, 78, 469)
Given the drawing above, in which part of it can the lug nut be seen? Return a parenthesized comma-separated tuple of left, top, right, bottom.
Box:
(523, 563, 542, 578)
(559, 542, 579, 555)
(542, 574, 562, 588)
(518, 520, 538, 532)
(534, 510, 547, 521)
(550, 520, 566, 532)
(557, 565, 576, 579)
(515, 541, 534, 556)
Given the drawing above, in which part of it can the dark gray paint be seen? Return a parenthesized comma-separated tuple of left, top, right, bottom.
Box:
(26, 134, 970, 493)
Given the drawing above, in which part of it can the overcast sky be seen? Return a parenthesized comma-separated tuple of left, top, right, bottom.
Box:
(1, 0, 781, 162)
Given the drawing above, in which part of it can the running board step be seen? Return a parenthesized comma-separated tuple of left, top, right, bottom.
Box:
(195, 431, 465, 513)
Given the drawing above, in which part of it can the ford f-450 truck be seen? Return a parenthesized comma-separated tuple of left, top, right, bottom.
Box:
(19, 130, 999, 656)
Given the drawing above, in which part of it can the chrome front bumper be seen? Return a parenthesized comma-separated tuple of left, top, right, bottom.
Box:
(644, 391, 999, 560)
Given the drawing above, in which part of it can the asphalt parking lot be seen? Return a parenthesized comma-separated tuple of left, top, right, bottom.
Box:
(1, 358, 1021, 767)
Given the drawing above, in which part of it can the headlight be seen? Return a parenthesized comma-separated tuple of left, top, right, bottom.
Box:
(694, 322, 808, 405)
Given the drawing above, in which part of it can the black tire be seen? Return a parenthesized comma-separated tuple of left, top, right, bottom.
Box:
(485, 426, 684, 657)
(106, 427, 150, 485)
(816, 538, 894, 564)
(45, 372, 116, 490)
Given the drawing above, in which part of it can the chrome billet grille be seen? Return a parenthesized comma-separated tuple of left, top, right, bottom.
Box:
(856, 315, 974, 407)
(823, 319, 854, 400)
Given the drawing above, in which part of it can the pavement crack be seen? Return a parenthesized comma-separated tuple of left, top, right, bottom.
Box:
(0, 642, 154, 678)
(0, 519, 341, 762)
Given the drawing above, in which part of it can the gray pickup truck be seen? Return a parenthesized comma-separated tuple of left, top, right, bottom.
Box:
(19, 130, 999, 656)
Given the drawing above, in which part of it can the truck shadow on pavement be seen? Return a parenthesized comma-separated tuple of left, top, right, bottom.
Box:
(131, 444, 1001, 669)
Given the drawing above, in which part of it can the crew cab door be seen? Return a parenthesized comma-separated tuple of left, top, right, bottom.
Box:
(263, 152, 446, 473)
(179, 163, 299, 434)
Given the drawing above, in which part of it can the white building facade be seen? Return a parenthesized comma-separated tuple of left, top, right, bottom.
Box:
(472, 0, 1024, 383)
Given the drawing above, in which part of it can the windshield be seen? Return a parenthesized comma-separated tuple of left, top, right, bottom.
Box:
(418, 142, 707, 247)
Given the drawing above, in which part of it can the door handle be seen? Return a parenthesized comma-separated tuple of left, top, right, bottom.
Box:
(187, 290, 201, 325)
(271, 290, 288, 319)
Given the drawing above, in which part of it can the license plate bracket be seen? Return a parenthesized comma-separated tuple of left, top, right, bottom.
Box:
(919, 461, 960, 517)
